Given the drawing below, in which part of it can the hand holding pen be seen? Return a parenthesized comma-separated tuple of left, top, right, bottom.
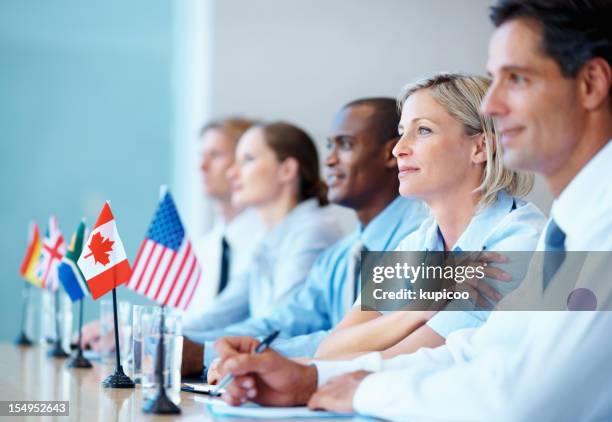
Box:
(212, 330, 280, 395)
(212, 332, 319, 407)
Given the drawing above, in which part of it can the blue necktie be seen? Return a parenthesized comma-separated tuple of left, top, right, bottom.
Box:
(542, 219, 566, 290)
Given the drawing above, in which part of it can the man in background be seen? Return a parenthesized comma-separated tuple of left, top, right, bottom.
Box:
(182, 117, 264, 330)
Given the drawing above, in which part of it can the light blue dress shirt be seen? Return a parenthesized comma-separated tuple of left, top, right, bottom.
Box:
(396, 190, 546, 338)
(246, 198, 347, 319)
(183, 196, 430, 366)
(184, 198, 344, 334)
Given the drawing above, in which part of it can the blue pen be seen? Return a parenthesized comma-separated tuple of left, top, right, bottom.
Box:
(212, 330, 281, 396)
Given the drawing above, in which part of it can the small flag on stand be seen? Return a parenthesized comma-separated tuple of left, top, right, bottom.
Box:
(16, 221, 43, 346)
(78, 201, 134, 388)
(127, 190, 202, 310)
(36, 216, 66, 291)
(62, 220, 94, 368)
(133, 188, 196, 415)
(58, 220, 91, 302)
(77, 202, 132, 299)
(19, 221, 43, 287)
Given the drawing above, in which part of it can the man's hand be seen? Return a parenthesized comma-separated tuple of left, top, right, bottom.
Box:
(307, 371, 370, 413)
(71, 320, 116, 352)
(210, 336, 259, 387)
(213, 336, 318, 407)
(206, 358, 222, 384)
(181, 337, 204, 377)
(72, 320, 99, 350)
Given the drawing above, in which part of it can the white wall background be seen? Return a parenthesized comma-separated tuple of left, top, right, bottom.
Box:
(0, 0, 554, 340)
(175, 0, 552, 235)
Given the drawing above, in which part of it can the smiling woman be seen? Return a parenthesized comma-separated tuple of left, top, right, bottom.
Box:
(395, 73, 533, 208)
(314, 72, 546, 360)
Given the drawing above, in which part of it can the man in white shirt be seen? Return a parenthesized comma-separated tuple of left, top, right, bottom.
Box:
(183, 118, 265, 330)
(211, 1, 612, 420)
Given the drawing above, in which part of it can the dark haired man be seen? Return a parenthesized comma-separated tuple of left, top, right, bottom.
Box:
(212, 2, 612, 420)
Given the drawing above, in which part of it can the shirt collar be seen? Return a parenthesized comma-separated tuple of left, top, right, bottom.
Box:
(551, 139, 612, 245)
(223, 208, 262, 244)
(422, 190, 515, 251)
(359, 196, 425, 251)
(261, 198, 320, 247)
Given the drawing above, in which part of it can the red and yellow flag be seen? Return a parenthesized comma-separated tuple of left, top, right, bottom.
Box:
(19, 221, 43, 287)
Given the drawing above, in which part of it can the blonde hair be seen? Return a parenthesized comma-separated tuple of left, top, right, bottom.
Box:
(398, 72, 534, 208)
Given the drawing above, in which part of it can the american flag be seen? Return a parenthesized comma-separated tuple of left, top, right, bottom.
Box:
(127, 190, 202, 310)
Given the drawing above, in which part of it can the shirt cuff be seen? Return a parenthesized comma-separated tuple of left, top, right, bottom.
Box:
(427, 310, 487, 339)
(352, 370, 392, 416)
(313, 352, 383, 387)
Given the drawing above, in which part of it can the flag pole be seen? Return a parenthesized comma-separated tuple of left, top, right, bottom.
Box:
(67, 298, 92, 368)
(67, 217, 92, 368)
(48, 288, 69, 358)
(15, 283, 33, 346)
(102, 287, 134, 388)
(143, 186, 180, 414)
(143, 305, 181, 414)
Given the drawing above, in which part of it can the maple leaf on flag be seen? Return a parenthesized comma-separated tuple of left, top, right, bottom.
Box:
(83, 232, 115, 266)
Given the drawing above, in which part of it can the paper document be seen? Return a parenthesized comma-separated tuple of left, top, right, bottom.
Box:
(206, 399, 355, 419)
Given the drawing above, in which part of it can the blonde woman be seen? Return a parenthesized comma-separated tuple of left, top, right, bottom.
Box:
(315, 73, 546, 360)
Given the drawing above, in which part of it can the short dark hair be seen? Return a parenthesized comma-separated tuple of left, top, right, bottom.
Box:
(490, 0, 612, 77)
(342, 97, 400, 145)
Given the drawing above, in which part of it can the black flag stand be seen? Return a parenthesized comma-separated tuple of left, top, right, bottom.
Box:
(143, 305, 181, 414)
(102, 288, 134, 388)
(15, 283, 33, 346)
(67, 299, 92, 368)
(48, 289, 69, 358)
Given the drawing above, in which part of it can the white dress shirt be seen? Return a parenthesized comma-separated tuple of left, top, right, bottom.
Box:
(315, 140, 612, 421)
(183, 208, 264, 331)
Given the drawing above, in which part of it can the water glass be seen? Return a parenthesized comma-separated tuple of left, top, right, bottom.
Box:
(131, 305, 158, 383)
(40, 289, 73, 353)
(99, 300, 131, 364)
(141, 309, 183, 404)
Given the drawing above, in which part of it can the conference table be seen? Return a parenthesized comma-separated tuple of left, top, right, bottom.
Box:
(0, 344, 362, 421)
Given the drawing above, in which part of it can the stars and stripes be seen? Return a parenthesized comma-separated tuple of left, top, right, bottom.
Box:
(127, 190, 202, 310)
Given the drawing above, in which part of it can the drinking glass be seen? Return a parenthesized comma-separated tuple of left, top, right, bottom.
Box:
(141, 309, 183, 404)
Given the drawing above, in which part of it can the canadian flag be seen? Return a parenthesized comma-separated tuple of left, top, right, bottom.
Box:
(77, 201, 132, 299)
